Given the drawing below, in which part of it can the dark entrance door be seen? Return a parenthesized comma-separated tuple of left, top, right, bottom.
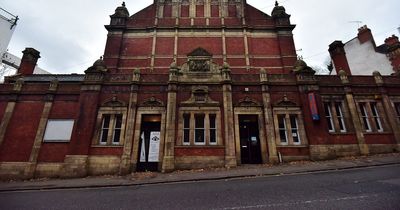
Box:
(137, 115, 161, 172)
(239, 115, 262, 164)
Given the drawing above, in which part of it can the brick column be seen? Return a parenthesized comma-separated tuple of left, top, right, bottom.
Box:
(119, 69, 140, 174)
(26, 80, 58, 177)
(339, 70, 369, 155)
(260, 69, 278, 163)
(162, 64, 179, 172)
(373, 71, 400, 151)
(0, 79, 22, 147)
(221, 63, 236, 167)
(62, 60, 106, 178)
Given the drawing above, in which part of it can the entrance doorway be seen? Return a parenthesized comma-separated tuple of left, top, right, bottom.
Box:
(239, 115, 262, 164)
(137, 114, 161, 172)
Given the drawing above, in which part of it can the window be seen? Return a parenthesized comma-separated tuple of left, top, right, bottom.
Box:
(209, 114, 217, 145)
(194, 114, 205, 145)
(290, 115, 300, 144)
(395, 103, 400, 123)
(99, 114, 124, 145)
(179, 111, 219, 146)
(43, 119, 74, 142)
(278, 114, 288, 144)
(335, 103, 346, 132)
(359, 103, 372, 132)
(324, 103, 335, 132)
(370, 103, 383, 132)
(324, 102, 347, 133)
(183, 114, 190, 145)
(358, 102, 386, 133)
(274, 109, 307, 146)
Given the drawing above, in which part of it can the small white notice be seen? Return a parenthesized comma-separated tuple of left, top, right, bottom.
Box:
(140, 132, 146, 162)
(148, 131, 160, 162)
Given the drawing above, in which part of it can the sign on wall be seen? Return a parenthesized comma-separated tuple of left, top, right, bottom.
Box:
(308, 92, 320, 121)
(43, 120, 74, 142)
(148, 131, 160, 162)
(140, 132, 146, 162)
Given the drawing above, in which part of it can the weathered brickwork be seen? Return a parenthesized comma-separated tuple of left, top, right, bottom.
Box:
(0, 1, 399, 179)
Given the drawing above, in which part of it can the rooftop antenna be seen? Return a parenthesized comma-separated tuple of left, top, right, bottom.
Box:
(348, 21, 362, 29)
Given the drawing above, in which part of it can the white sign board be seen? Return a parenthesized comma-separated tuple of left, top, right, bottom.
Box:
(148, 131, 160, 162)
(43, 120, 74, 142)
(140, 132, 146, 162)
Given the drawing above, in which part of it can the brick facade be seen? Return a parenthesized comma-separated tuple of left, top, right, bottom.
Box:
(0, 1, 399, 179)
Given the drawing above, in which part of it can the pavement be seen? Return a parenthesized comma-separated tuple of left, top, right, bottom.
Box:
(0, 153, 399, 192)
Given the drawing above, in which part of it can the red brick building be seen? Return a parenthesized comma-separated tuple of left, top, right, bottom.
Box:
(0, 1, 399, 179)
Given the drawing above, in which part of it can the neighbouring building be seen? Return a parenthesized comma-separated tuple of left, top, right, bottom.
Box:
(329, 25, 400, 76)
(0, 1, 399, 179)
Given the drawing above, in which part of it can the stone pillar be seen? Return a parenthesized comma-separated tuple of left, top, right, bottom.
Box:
(221, 63, 236, 167)
(162, 63, 179, 172)
(260, 69, 278, 163)
(373, 71, 400, 151)
(62, 59, 106, 178)
(26, 80, 58, 177)
(0, 79, 22, 147)
(339, 70, 369, 155)
(119, 69, 140, 174)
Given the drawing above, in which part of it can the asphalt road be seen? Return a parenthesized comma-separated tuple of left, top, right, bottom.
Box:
(1, 164, 399, 210)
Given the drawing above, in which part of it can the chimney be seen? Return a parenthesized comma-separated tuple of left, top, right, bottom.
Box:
(385, 35, 399, 47)
(357, 25, 374, 45)
(385, 35, 400, 73)
(328, 41, 352, 75)
(17, 48, 40, 76)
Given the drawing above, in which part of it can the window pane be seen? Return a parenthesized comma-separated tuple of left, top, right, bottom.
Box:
(195, 114, 205, 128)
(210, 129, 216, 144)
(114, 114, 122, 129)
(195, 129, 205, 143)
(290, 115, 298, 129)
(209, 114, 216, 128)
(183, 129, 190, 144)
(278, 115, 285, 129)
(395, 103, 400, 116)
(100, 129, 109, 143)
(324, 103, 334, 132)
(100, 115, 111, 144)
(335, 103, 346, 132)
(279, 130, 287, 143)
(113, 129, 121, 143)
(183, 114, 190, 128)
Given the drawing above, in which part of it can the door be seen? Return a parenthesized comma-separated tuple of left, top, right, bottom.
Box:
(137, 115, 161, 172)
(239, 115, 262, 164)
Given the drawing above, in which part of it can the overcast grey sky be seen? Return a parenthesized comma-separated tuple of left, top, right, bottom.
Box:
(2, 0, 400, 74)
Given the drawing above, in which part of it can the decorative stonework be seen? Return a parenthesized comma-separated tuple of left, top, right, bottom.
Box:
(140, 97, 165, 107)
(181, 86, 219, 106)
(102, 96, 127, 107)
(275, 95, 298, 107)
(236, 96, 262, 107)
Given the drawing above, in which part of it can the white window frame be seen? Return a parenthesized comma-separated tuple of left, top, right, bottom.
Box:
(273, 108, 308, 147)
(359, 103, 372, 132)
(278, 114, 288, 145)
(194, 114, 206, 145)
(290, 115, 301, 145)
(93, 107, 127, 146)
(209, 114, 217, 145)
(43, 119, 74, 142)
(335, 102, 347, 133)
(395, 102, 400, 123)
(324, 103, 335, 133)
(370, 103, 383, 132)
(183, 114, 191, 145)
